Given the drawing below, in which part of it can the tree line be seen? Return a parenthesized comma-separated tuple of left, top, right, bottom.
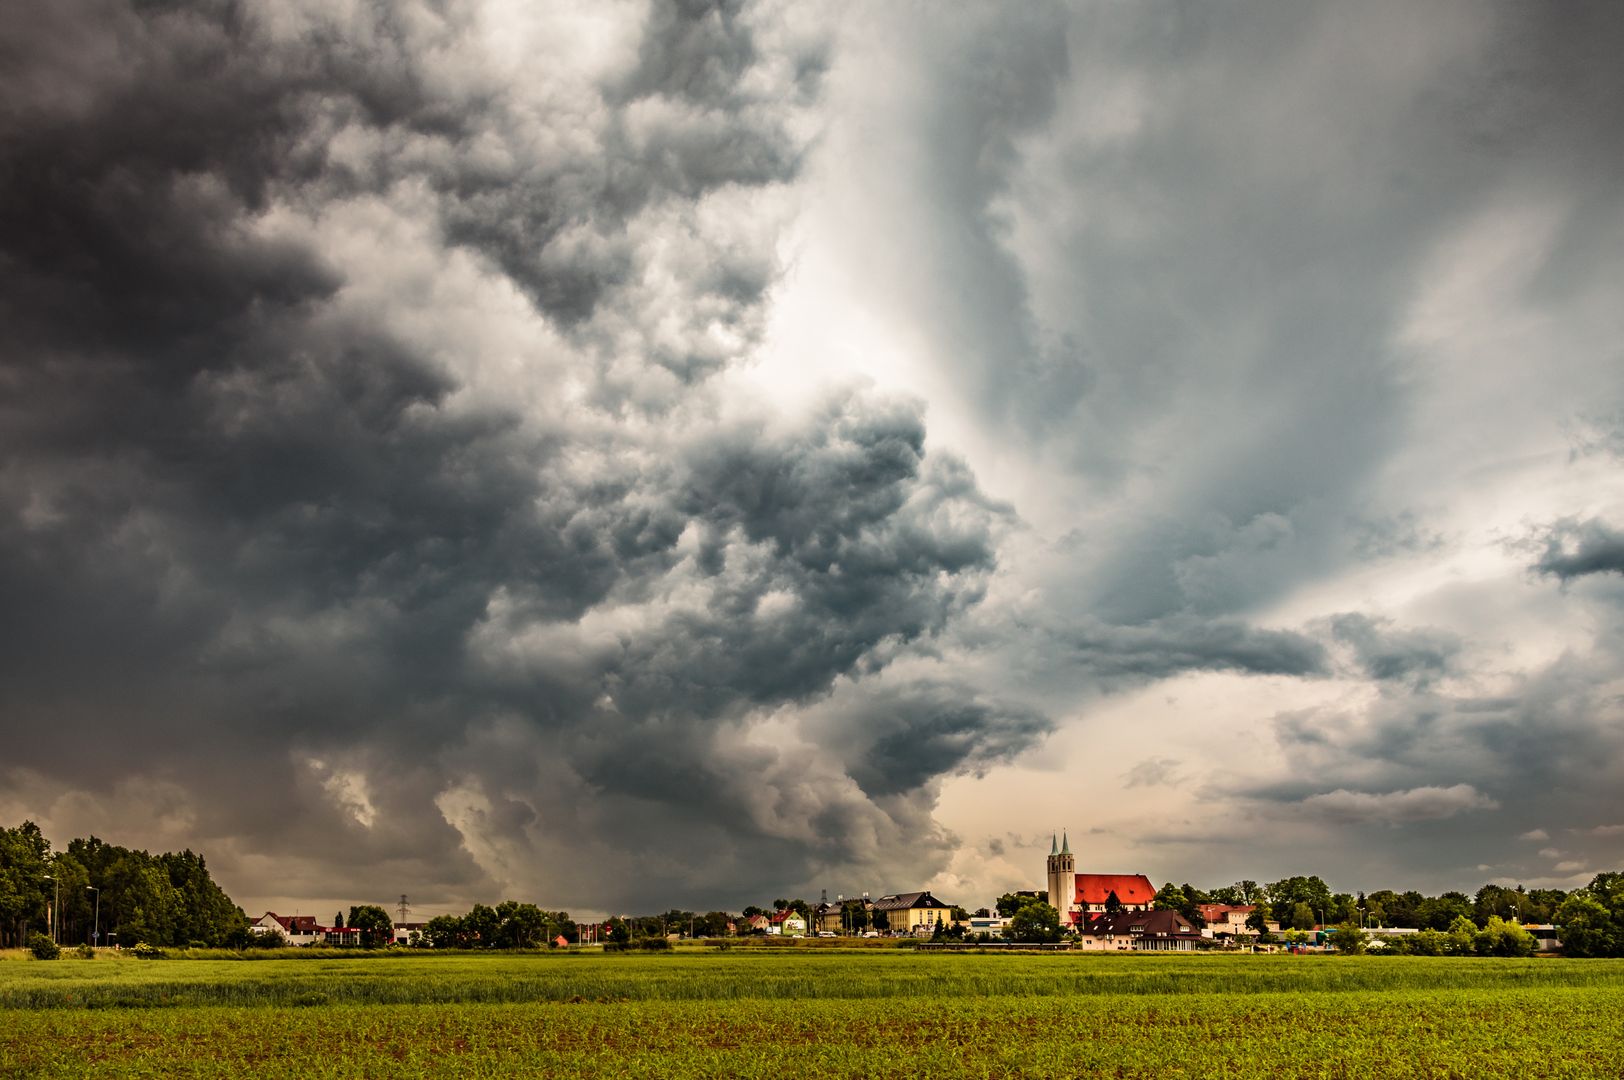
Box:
(1147, 875, 1579, 934)
(0, 822, 242, 948)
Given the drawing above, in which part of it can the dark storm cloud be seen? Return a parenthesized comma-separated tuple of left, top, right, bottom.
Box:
(0, 0, 1005, 911)
(1533, 518, 1624, 581)
(820, 681, 1051, 799)
(1326, 613, 1460, 687)
(1063, 615, 1328, 682)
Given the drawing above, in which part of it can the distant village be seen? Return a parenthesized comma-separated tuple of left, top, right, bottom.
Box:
(8, 820, 1611, 957)
(250, 832, 1593, 957)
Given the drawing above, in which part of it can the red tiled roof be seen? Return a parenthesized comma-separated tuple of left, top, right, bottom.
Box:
(1075, 874, 1155, 906)
(1197, 904, 1255, 923)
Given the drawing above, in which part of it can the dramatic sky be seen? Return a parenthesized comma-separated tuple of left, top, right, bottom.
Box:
(3, 0, 1622, 919)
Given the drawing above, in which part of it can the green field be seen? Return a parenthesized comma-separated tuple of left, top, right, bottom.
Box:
(3, 950, 1622, 1077)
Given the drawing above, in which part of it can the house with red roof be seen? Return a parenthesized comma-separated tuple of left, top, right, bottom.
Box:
(1043, 833, 1156, 928)
(252, 912, 324, 946)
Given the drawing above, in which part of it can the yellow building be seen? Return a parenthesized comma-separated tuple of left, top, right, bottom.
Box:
(872, 891, 954, 934)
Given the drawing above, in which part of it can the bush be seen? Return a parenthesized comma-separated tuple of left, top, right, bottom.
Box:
(638, 938, 673, 951)
(131, 942, 167, 960)
(74, 944, 95, 959)
(29, 933, 61, 960)
(1327, 923, 1368, 955)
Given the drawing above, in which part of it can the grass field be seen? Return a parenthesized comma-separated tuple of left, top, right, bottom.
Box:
(3, 950, 1623, 1077)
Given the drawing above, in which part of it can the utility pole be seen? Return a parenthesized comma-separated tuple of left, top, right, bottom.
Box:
(87, 886, 100, 948)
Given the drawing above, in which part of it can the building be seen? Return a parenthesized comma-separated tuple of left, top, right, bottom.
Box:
(252, 913, 323, 947)
(392, 922, 428, 946)
(1197, 904, 1266, 937)
(1044, 833, 1156, 926)
(967, 915, 1011, 938)
(770, 910, 807, 936)
(872, 891, 954, 934)
(1078, 909, 1202, 952)
(1524, 924, 1561, 952)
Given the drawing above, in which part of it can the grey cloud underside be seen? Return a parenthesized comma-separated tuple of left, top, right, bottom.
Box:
(1534, 519, 1624, 581)
(1325, 613, 1461, 688)
(0, 0, 1033, 910)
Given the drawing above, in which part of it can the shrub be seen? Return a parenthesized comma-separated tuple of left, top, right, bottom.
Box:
(131, 942, 167, 960)
(638, 938, 673, 951)
(29, 933, 61, 960)
(1327, 923, 1368, 955)
(74, 944, 95, 959)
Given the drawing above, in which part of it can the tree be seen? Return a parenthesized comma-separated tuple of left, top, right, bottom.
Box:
(1008, 901, 1063, 944)
(1555, 874, 1624, 957)
(1404, 929, 1448, 956)
(1290, 903, 1316, 931)
(424, 914, 464, 949)
(1327, 922, 1367, 955)
(1246, 902, 1273, 934)
(1266, 876, 1332, 920)
(1417, 892, 1474, 931)
(604, 918, 631, 946)
(462, 904, 498, 947)
(1104, 891, 1123, 915)
(1473, 916, 1535, 957)
(1446, 915, 1477, 955)
(347, 905, 394, 949)
(333, 911, 344, 930)
(996, 892, 1041, 918)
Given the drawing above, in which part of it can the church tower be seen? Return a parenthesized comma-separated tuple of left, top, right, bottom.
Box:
(1045, 831, 1075, 920)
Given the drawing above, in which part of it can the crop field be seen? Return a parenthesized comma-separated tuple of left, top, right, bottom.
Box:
(3, 951, 1623, 1078)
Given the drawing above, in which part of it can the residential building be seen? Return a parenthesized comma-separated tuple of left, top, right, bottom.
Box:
(1197, 904, 1272, 937)
(1078, 908, 1202, 952)
(252, 912, 323, 947)
(771, 910, 807, 937)
(872, 891, 954, 934)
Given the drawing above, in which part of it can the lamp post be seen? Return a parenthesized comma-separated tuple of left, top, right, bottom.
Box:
(87, 886, 100, 949)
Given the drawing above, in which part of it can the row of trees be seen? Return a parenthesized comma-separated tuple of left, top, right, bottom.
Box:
(1149, 875, 1574, 933)
(419, 902, 580, 949)
(1, 822, 242, 948)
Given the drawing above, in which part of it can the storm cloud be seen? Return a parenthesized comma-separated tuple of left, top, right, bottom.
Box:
(4, 0, 1624, 913)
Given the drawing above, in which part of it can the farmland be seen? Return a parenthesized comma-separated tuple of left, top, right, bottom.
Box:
(3, 951, 1623, 1077)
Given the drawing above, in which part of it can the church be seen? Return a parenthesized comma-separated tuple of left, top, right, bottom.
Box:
(1044, 832, 1156, 927)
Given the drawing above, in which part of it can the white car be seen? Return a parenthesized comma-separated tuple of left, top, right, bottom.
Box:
(817, 931, 836, 938)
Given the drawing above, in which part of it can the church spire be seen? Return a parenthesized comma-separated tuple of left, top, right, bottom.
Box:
(1061, 830, 1070, 855)
(1050, 833, 1058, 856)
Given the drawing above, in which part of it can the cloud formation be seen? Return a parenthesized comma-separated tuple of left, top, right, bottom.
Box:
(1296, 785, 1499, 826)
(4, 0, 1624, 911)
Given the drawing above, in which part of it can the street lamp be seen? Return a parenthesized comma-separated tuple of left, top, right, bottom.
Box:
(87, 886, 100, 949)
